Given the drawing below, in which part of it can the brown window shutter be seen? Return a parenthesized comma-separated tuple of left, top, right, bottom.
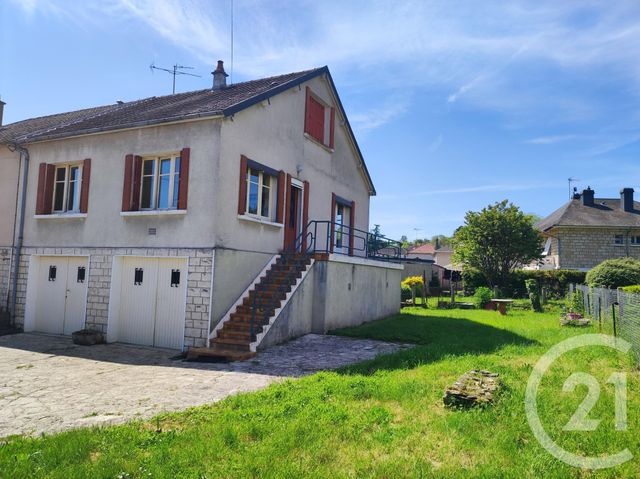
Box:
(304, 86, 312, 136)
(302, 180, 310, 251)
(178, 147, 190, 209)
(276, 170, 286, 223)
(329, 107, 335, 149)
(122, 154, 133, 211)
(238, 155, 248, 215)
(330, 193, 336, 253)
(79, 158, 91, 214)
(35, 163, 47, 215)
(349, 200, 355, 256)
(131, 155, 143, 211)
(43, 164, 55, 215)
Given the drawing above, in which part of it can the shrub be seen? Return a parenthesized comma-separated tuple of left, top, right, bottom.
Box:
(525, 279, 543, 312)
(463, 269, 587, 298)
(621, 285, 640, 293)
(567, 289, 585, 314)
(586, 258, 640, 289)
(401, 275, 424, 298)
(401, 284, 412, 301)
(473, 287, 493, 309)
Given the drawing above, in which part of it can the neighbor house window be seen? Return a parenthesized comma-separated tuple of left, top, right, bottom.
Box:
(140, 155, 181, 210)
(614, 234, 624, 245)
(52, 164, 82, 213)
(246, 167, 274, 219)
(631, 236, 640, 246)
(304, 87, 335, 148)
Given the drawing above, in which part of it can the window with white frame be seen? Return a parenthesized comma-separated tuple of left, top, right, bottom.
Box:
(52, 164, 82, 213)
(614, 234, 624, 245)
(246, 167, 274, 219)
(140, 155, 181, 210)
(631, 235, 640, 246)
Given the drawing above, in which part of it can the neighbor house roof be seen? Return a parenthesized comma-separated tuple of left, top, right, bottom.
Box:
(408, 244, 435, 255)
(536, 198, 640, 232)
(0, 66, 375, 194)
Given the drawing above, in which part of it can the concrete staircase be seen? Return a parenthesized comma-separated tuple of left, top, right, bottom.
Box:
(188, 253, 314, 361)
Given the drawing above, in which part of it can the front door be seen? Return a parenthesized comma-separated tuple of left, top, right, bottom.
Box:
(284, 182, 303, 250)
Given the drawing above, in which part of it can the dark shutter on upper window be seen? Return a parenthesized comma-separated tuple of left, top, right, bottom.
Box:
(304, 87, 326, 144)
(41, 163, 55, 215)
(238, 155, 248, 215)
(329, 107, 336, 149)
(122, 154, 134, 212)
(36, 163, 48, 215)
(131, 155, 143, 211)
(178, 147, 190, 210)
(79, 158, 91, 214)
(276, 170, 286, 224)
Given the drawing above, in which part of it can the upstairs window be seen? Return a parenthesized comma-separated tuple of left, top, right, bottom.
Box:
(304, 86, 335, 149)
(237, 155, 285, 224)
(631, 236, 640, 245)
(36, 159, 91, 216)
(53, 164, 82, 213)
(614, 234, 624, 245)
(247, 167, 273, 218)
(140, 155, 181, 210)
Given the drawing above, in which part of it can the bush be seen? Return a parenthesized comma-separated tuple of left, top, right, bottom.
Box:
(525, 279, 543, 312)
(401, 284, 412, 301)
(463, 269, 587, 298)
(567, 289, 585, 314)
(401, 275, 424, 298)
(473, 287, 493, 309)
(586, 258, 640, 289)
(621, 285, 640, 293)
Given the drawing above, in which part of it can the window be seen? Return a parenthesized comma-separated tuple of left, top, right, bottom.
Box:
(304, 87, 335, 148)
(631, 236, 640, 246)
(335, 204, 345, 248)
(52, 164, 82, 213)
(246, 167, 274, 219)
(140, 155, 181, 210)
(614, 234, 624, 245)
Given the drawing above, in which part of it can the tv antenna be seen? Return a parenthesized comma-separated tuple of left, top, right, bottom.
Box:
(568, 177, 580, 199)
(149, 63, 201, 94)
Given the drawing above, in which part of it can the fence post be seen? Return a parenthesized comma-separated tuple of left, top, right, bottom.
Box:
(612, 302, 617, 337)
(597, 295, 602, 332)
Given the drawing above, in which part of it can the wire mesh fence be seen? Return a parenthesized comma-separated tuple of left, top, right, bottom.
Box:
(570, 283, 640, 361)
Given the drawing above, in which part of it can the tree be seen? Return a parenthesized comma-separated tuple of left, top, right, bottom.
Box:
(452, 200, 543, 289)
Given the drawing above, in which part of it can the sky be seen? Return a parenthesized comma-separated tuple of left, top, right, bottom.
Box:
(2, 0, 640, 240)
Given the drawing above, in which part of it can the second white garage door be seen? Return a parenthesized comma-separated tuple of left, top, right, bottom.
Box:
(118, 257, 187, 350)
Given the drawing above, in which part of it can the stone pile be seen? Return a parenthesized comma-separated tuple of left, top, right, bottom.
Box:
(443, 370, 501, 408)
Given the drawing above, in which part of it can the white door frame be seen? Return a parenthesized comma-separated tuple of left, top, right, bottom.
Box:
(24, 254, 90, 333)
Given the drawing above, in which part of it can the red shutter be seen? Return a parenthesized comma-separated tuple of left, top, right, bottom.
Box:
(304, 87, 326, 144)
(178, 148, 190, 210)
(238, 155, 248, 215)
(43, 164, 55, 215)
(304, 86, 312, 137)
(131, 155, 142, 211)
(276, 170, 286, 223)
(122, 154, 133, 211)
(79, 158, 91, 214)
(349, 200, 355, 256)
(36, 163, 47, 215)
(302, 181, 310, 251)
(329, 107, 335, 149)
(330, 193, 336, 253)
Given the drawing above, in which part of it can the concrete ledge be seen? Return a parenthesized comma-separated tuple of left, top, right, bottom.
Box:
(328, 254, 404, 270)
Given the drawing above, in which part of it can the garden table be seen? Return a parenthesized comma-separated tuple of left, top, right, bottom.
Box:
(489, 299, 514, 315)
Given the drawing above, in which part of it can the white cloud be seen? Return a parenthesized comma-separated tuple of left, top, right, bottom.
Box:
(350, 94, 411, 133)
(524, 135, 578, 145)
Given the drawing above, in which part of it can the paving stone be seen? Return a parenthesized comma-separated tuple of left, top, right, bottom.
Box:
(0, 333, 408, 437)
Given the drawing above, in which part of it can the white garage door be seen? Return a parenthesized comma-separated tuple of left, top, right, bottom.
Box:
(118, 257, 187, 350)
(34, 256, 88, 335)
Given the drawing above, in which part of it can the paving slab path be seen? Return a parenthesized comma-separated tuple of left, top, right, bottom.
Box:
(0, 333, 407, 437)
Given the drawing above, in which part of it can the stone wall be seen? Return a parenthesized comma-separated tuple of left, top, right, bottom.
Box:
(549, 227, 640, 270)
(16, 247, 213, 349)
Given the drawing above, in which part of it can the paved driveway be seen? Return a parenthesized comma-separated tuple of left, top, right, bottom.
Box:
(0, 333, 406, 437)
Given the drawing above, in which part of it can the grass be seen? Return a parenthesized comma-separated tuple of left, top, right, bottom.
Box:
(1, 306, 639, 478)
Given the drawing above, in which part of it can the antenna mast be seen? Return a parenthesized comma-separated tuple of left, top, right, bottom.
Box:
(149, 63, 201, 94)
(568, 177, 579, 199)
(230, 0, 234, 84)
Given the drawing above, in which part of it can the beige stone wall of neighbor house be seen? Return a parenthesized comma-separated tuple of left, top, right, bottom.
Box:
(20, 119, 220, 249)
(14, 247, 213, 349)
(550, 227, 640, 270)
(0, 148, 20, 246)
(216, 75, 372, 255)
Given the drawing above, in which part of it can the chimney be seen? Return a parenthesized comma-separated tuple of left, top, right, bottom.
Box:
(620, 187, 634, 212)
(582, 187, 594, 206)
(211, 60, 228, 90)
(0, 100, 5, 127)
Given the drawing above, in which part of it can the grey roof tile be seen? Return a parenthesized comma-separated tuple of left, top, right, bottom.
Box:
(537, 198, 640, 231)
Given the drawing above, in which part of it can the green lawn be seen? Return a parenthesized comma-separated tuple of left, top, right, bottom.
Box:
(1, 306, 638, 478)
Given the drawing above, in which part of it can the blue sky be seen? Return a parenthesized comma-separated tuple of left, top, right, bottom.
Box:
(3, 1, 640, 240)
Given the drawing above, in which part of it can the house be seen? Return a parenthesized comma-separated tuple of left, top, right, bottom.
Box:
(0, 63, 402, 358)
(536, 187, 640, 270)
(407, 243, 435, 261)
(433, 247, 453, 267)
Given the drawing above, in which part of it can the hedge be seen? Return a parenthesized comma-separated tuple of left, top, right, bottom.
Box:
(462, 269, 587, 298)
(621, 285, 640, 294)
(586, 258, 640, 289)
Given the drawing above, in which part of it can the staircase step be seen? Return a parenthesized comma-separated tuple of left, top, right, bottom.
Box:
(212, 337, 252, 351)
(217, 330, 253, 341)
(187, 346, 256, 362)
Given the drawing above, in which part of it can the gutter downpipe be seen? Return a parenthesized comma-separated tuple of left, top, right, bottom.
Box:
(7, 142, 29, 326)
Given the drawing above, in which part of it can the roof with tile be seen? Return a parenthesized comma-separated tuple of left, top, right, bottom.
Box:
(408, 243, 436, 255)
(537, 198, 640, 231)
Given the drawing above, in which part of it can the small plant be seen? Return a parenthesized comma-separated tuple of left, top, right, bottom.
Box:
(401, 276, 424, 303)
(401, 284, 412, 302)
(473, 287, 493, 309)
(525, 279, 543, 312)
(566, 289, 585, 314)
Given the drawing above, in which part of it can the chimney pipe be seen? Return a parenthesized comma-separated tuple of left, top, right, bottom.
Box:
(620, 187, 634, 212)
(211, 60, 228, 90)
(582, 187, 594, 206)
(0, 100, 5, 127)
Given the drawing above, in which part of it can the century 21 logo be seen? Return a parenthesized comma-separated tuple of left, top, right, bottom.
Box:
(525, 334, 632, 470)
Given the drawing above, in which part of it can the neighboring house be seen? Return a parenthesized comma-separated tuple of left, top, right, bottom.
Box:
(0, 63, 402, 358)
(433, 247, 453, 267)
(536, 187, 640, 271)
(407, 243, 435, 261)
